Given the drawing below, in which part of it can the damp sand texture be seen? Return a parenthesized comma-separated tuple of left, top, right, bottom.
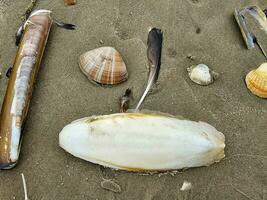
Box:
(0, 0, 266, 200)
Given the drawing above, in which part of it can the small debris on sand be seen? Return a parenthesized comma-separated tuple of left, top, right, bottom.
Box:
(180, 181, 192, 191)
(186, 54, 196, 60)
(100, 179, 121, 193)
(21, 173, 29, 200)
(64, 0, 77, 6)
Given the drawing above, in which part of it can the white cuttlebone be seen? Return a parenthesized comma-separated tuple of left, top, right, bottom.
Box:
(59, 112, 225, 171)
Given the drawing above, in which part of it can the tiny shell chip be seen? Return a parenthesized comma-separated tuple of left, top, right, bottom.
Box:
(245, 62, 267, 98)
(79, 47, 128, 85)
(100, 179, 121, 193)
(180, 181, 192, 191)
(187, 64, 218, 86)
(64, 0, 77, 5)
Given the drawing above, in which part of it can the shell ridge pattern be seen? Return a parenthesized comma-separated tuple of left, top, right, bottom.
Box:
(86, 49, 101, 77)
(111, 48, 116, 84)
(96, 48, 109, 83)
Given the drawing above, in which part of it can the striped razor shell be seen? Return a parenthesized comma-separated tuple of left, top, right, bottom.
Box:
(0, 10, 52, 169)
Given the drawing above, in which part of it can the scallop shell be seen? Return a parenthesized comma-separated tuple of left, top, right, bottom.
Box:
(187, 64, 219, 86)
(245, 63, 267, 98)
(79, 47, 128, 85)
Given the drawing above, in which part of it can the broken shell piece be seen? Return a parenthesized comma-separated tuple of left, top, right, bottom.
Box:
(234, 6, 267, 58)
(64, 0, 77, 5)
(79, 47, 128, 85)
(187, 64, 219, 86)
(180, 181, 192, 191)
(245, 62, 267, 98)
(101, 179, 121, 193)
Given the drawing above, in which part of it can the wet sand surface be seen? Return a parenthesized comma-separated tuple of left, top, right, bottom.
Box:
(0, 0, 266, 199)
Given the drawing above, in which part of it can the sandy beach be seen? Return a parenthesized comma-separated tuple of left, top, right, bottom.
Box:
(0, 0, 266, 199)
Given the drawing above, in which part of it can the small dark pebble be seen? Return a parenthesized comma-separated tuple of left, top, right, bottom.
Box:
(167, 48, 177, 58)
(186, 54, 196, 60)
(196, 27, 201, 34)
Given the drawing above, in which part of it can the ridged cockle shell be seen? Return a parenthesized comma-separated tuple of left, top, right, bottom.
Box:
(78, 47, 128, 85)
(59, 111, 225, 171)
(245, 62, 267, 98)
(187, 64, 219, 86)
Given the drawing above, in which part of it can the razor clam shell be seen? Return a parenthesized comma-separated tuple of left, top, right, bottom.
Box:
(234, 8, 255, 49)
(235, 6, 267, 49)
(59, 111, 225, 171)
(0, 10, 52, 169)
(245, 63, 267, 98)
(79, 47, 128, 85)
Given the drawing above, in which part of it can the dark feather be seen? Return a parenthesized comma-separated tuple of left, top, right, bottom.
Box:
(136, 28, 163, 109)
(54, 19, 76, 30)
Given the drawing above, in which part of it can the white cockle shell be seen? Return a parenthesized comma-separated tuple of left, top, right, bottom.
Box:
(187, 64, 219, 86)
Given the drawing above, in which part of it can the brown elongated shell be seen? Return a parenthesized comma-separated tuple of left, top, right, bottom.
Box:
(245, 63, 267, 98)
(79, 47, 128, 85)
(0, 10, 52, 169)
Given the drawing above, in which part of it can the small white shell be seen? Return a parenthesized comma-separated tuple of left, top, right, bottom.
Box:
(180, 181, 192, 191)
(79, 47, 128, 85)
(187, 64, 219, 86)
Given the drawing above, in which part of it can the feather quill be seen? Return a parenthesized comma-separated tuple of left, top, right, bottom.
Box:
(136, 28, 163, 109)
(54, 19, 76, 30)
